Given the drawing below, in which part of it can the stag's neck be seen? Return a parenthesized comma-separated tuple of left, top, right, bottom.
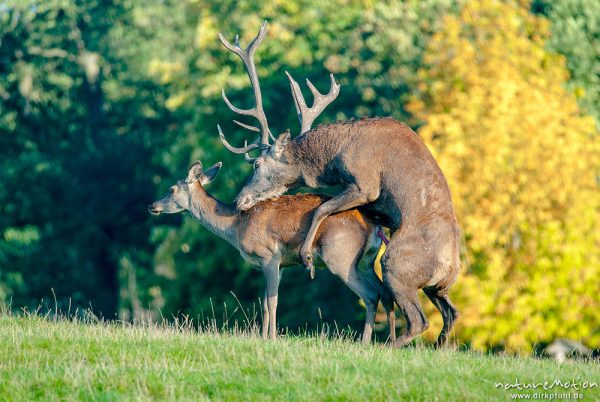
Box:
(291, 130, 347, 187)
(188, 185, 239, 246)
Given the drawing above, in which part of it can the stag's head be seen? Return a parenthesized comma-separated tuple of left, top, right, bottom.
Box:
(148, 161, 221, 215)
(235, 129, 300, 210)
(216, 21, 340, 211)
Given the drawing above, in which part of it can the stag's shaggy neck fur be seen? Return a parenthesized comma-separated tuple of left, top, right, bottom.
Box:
(289, 131, 345, 188)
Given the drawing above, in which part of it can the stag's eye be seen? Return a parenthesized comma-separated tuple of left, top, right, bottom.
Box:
(254, 159, 262, 168)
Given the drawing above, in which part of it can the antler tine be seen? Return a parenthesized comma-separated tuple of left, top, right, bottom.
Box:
(218, 125, 261, 154)
(286, 72, 305, 126)
(217, 21, 271, 147)
(246, 20, 268, 57)
(217, 21, 267, 61)
(243, 141, 257, 164)
(233, 119, 260, 132)
(286, 71, 340, 134)
(244, 153, 256, 163)
(221, 89, 256, 117)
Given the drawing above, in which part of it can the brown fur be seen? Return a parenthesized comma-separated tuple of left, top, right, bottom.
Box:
(238, 194, 370, 262)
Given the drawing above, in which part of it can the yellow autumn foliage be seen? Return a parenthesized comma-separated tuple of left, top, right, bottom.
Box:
(408, 0, 600, 353)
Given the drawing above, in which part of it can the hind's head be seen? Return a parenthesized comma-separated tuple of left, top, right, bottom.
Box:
(148, 161, 222, 215)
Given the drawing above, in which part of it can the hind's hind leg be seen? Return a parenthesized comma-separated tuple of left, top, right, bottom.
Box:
(319, 245, 380, 344)
(380, 290, 396, 343)
(336, 263, 380, 344)
(423, 287, 458, 347)
(362, 245, 396, 343)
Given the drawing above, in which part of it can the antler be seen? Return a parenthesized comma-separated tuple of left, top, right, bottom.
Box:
(217, 20, 272, 159)
(285, 72, 340, 134)
(218, 126, 267, 154)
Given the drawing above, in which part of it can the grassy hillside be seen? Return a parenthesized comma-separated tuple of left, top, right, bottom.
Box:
(0, 315, 598, 401)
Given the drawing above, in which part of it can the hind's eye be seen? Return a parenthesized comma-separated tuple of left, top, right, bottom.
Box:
(169, 188, 175, 195)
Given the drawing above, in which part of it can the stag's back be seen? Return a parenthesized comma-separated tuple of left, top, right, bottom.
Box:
(299, 117, 456, 231)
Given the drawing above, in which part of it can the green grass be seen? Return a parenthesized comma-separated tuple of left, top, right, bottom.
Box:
(0, 315, 598, 401)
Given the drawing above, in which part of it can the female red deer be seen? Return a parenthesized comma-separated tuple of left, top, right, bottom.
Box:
(149, 161, 396, 343)
(217, 21, 460, 347)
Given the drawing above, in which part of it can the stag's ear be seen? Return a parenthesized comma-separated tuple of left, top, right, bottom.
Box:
(201, 162, 222, 185)
(273, 129, 291, 159)
(187, 161, 203, 183)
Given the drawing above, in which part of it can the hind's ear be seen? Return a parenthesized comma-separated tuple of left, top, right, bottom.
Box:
(273, 129, 291, 159)
(187, 161, 203, 183)
(201, 162, 222, 185)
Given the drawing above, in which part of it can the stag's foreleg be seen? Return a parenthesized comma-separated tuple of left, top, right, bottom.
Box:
(300, 184, 377, 277)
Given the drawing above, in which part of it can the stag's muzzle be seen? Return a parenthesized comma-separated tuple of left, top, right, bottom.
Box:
(235, 194, 254, 211)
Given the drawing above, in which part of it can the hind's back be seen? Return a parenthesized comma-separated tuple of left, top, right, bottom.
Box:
(238, 194, 375, 258)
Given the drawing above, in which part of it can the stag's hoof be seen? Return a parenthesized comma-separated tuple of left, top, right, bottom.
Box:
(393, 336, 418, 349)
(301, 252, 315, 279)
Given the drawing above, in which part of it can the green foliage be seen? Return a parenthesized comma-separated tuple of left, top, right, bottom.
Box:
(533, 0, 600, 128)
(0, 0, 173, 315)
(2, 315, 599, 401)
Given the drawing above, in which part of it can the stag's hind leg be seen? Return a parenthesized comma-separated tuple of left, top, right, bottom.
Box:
(423, 287, 458, 348)
(387, 283, 429, 347)
(380, 236, 430, 348)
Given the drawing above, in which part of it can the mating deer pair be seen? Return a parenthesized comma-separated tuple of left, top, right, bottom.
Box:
(151, 21, 460, 347)
(148, 161, 396, 343)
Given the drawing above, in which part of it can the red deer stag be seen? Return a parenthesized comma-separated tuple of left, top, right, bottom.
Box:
(148, 161, 396, 343)
(217, 21, 460, 348)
